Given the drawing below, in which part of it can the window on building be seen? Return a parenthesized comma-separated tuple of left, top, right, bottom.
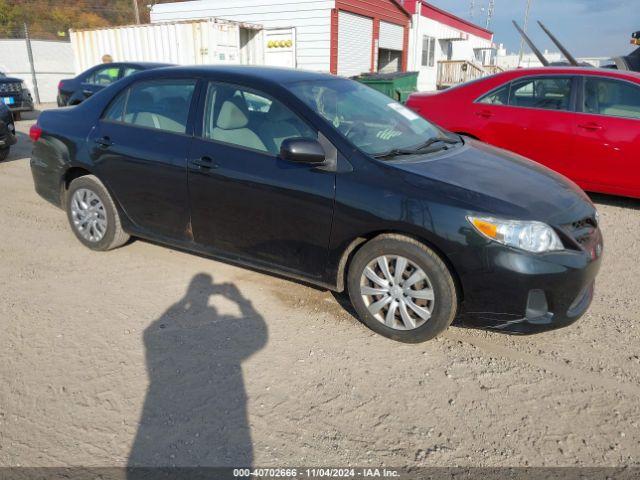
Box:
(422, 36, 436, 67)
(583, 77, 640, 119)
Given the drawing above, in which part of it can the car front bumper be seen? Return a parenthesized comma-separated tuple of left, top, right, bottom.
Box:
(454, 228, 603, 334)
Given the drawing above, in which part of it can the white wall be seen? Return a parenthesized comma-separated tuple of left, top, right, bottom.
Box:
(0, 39, 75, 103)
(496, 50, 608, 69)
(407, 15, 493, 92)
(151, 0, 334, 72)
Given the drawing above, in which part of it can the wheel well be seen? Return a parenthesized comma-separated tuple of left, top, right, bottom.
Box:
(61, 167, 92, 201)
(336, 231, 464, 303)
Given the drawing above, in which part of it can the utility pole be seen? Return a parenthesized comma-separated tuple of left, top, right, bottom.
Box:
(485, 0, 495, 29)
(23, 23, 40, 105)
(518, 0, 533, 66)
(132, 0, 141, 24)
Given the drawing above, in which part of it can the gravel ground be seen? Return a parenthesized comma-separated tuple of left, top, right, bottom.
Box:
(0, 110, 639, 468)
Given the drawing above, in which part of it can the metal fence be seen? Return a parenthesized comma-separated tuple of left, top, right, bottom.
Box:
(0, 27, 75, 104)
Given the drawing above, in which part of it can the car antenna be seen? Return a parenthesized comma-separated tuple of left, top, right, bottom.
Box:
(537, 21, 580, 66)
(512, 20, 550, 66)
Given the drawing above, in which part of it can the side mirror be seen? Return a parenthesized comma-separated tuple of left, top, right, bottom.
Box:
(280, 138, 326, 165)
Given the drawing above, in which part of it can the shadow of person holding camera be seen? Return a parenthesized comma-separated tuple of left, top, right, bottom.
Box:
(128, 273, 268, 472)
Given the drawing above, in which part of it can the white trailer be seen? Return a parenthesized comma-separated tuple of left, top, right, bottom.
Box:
(70, 18, 264, 74)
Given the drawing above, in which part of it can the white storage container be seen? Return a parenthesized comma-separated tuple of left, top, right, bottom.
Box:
(70, 18, 264, 74)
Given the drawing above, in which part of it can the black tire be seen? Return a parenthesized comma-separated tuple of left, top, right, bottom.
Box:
(65, 175, 130, 251)
(347, 234, 458, 343)
(0, 147, 8, 162)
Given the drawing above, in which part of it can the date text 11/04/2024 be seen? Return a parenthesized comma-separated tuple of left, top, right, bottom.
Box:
(233, 468, 401, 477)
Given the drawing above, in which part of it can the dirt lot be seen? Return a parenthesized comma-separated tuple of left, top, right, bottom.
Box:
(0, 111, 639, 468)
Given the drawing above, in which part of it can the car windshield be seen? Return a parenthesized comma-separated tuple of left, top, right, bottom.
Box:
(290, 78, 447, 157)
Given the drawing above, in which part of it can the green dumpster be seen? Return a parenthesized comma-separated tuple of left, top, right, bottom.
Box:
(354, 71, 419, 103)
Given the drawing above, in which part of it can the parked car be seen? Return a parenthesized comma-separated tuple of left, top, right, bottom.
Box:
(0, 72, 34, 120)
(30, 66, 602, 343)
(57, 62, 172, 106)
(0, 102, 17, 161)
(406, 67, 640, 199)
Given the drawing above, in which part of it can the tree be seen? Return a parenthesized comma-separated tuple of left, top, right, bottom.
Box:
(0, 0, 190, 40)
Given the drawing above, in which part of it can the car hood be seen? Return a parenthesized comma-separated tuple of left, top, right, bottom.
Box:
(392, 139, 595, 225)
(0, 77, 23, 83)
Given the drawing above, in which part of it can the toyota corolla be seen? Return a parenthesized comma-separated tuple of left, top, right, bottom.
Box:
(30, 66, 602, 342)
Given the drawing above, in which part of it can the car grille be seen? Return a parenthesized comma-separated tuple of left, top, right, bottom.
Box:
(0, 82, 22, 94)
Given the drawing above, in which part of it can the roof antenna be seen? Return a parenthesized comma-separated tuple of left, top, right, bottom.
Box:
(512, 20, 549, 66)
(537, 21, 579, 66)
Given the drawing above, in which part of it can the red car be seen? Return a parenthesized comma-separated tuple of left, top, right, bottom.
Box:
(406, 67, 640, 199)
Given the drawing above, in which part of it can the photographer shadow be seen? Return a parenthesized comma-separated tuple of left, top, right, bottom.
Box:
(128, 273, 268, 472)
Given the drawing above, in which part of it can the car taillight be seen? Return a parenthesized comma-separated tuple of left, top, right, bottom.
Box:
(58, 81, 64, 91)
(29, 124, 42, 142)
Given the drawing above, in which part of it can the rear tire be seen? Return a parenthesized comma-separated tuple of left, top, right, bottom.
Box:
(0, 147, 8, 162)
(65, 175, 129, 251)
(347, 235, 458, 343)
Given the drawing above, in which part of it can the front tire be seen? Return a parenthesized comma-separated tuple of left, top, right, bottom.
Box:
(65, 175, 129, 251)
(347, 235, 458, 343)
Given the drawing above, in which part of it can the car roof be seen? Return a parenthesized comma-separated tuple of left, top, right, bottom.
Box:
(135, 65, 338, 86)
(500, 66, 640, 82)
(107, 62, 173, 68)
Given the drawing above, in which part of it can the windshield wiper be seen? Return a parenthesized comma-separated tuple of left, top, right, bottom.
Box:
(411, 135, 462, 152)
(373, 135, 463, 159)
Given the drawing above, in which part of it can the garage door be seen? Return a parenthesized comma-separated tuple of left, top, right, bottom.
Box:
(338, 11, 373, 77)
(379, 21, 404, 50)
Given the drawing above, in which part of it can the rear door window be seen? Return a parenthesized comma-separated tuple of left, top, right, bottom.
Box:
(85, 66, 121, 86)
(122, 79, 196, 134)
(122, 66, 143, 78)
(583, 77, 640, 119)
(508, 77, 573, 111)
(478, 84, 510, 105)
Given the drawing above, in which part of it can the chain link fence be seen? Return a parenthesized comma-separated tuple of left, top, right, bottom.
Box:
(0, 25, 75, 104)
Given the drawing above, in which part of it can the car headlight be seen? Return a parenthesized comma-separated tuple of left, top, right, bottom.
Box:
(467, 216, 564, 253)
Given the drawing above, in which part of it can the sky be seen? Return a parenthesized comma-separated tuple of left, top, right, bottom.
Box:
(427, 0, 639, 58)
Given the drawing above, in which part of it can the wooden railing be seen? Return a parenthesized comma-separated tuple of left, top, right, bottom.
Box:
(483, 64, 505, 75)
(436, 60, 492, 89)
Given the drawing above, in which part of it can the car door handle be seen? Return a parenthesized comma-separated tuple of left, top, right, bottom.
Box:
(83, 90, 94, 97)
(475, 110, 493, 119)
(190, 156, 218, 171)
(578, 122, 603, 131)
(95, 136, 112, 148)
